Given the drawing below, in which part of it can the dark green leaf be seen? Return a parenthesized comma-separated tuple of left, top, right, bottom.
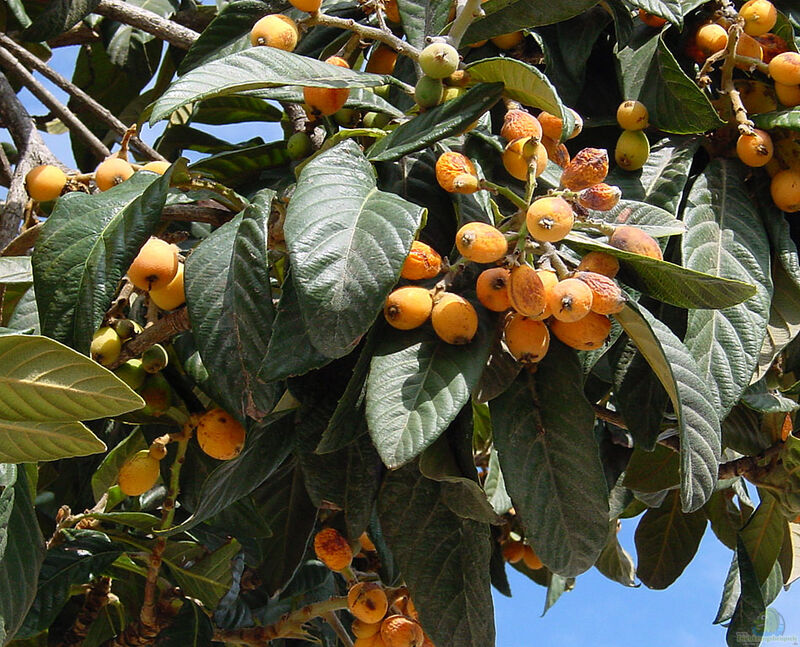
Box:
(192, 95, 282, 124)
(705, 489, 747, 550)
(490, 343, 609, 577)
(188, 142, 289, 187)
(595, 524, 637, 587)
(622, 445, 680, 493)
(634, 491, 706, 589)
(285, 140, 424, 358)
(542, 573, 574, 615)
(727, 539, 766, 647)
(155, 599, 213, 647)
(397, 0, 453, 48)
(577, 199, 685, 238)
(740, 492, 785, 585)
(626, 0, 683, 26)
(22, 0, 100, 42)
(164, 539, 240, 609)
(753, 107, 800, 131)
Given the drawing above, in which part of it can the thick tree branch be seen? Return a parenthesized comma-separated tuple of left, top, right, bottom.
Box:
(94, 0, 199, 49)
(303, 12, 420, 60)
(0, 33, 165, 161)
(48, 23, 102, 48)
(0, 47, 110, 160)
(58, 577, 113, 647)
(108, 307, 191, 369)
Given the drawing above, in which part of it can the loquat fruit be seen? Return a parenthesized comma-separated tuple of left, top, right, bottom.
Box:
(755, 32, 789, 64)
(118, 449, 161, 496)
(577, 251, 620, 278)
(771, 169, 800, 212)
(736, 129, 773, 167)
(353, 619, 382, 639)
(348, 582, 389, 624)
(127, 237, 179, 291)
(381, 615, 424, 647)
(383, 0, 401, 23)
(500, 109, 543, 142)
(414, 75, 444, 109)
(735, 33, 764, 69)
(490, 31, 523, 50)
(609, 225, 662, 259)
(95, 157, 134, 191)
(537, 111, 563, 140)
(577, 183, 622, 211)
(548, 278, 593, 322)
(769, 52, 800, 86)
(526, 196, 574, 243)
(250, 14, 299, 50)
(402, 241, 442, 280)
(616, 100, 649, 130)
(502, 540, 525, 563)
(476, 267, 512, 312)
(141, 344, 169, 374)
(140, 373, 172, 416)
(304, 56, 351, 116)
(149, 262, 186, 310)
(25, 164, 67, 202)
(739, 0, 777, 36)
(114, 358, 146, 391)
(775, 82, 800, 107)
(549, 311, 612, 350)
(384, 286, 433, 330)
(197, 407, 246, 460)
(91, 326, 122, 366)
(534, 269, 559, 320)
(575, 271, 626, 314)
(455, 222, 508, 263)
(507, 264, 546, 319)
(431, 293, 479, 345)
(314, 527, 353, 572)
(522, 545, 543, 570)
(141, 160, 171, 175)
(289, 0, 322, 13)
(615, 130, 650, 171)
(502, 137, 547, 181)
(435, 151, 478, 193)
(359, 532, 376, 552)
(287, 132, 313, 160)
(504, 313, 550, 364)
(419, 42, 460, 79)
(560, 147, 609, 191)
(366, 44, 398, 75)
(541, 135, 571, 168)
(695, 23, 728, 57)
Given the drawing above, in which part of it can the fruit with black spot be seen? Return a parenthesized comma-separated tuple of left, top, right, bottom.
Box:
(609, 225, 662, 259)
(435, 151, 478, 193)
(250, 14, 299, 50)
(431, 293, 478, 345)
(314, 527, 353, 572)
(401, 241, 442, 280)
(25, 164, 66, 202)
(95, 157, 134, 191)
(578, 183, 622, 211)
(118, 449, 161, 496)
(736, 128, 773, 167)
(526, 196, 574, 243)
(476, 267, 511, 312)
(381, 615, 424, 647)
(504, 313, 550, 364)
(771, 169, 800, 212)
(419, 42, 459, 79)
(615, 130, 650, 171)
(127, 237, 179, 291)
(548, 278, 593, 322)
(197, 407, 246, 460)
(575, 271, 626, 315)
(455, 222, 508, 263)
(91, 326, 122, 366)
(139, 372, 172, 416)
(560, 148, 609, 191)
(384, 286, 433, 330)
(616, 100, 649, 130)
(348, 582, 389, 624)
(149, 263, 185, 310)
(501, 109, 543, 142)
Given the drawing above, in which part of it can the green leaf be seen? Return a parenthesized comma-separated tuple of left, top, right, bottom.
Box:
(542, 573, 574, 615)
(379, 464, 495, 647)
(85, 512, 160, 531)
(780, 521, 800, 586)
(188, 142, 289, 187)
(682, 159, 772, 415)
(192, 95, 282, 124)
(156, 599, 213, 647)
(6, 286, 39, 335)
(740, 492, 785, 585)
(0, 420, 105, 464)
(22, 0, 100, 42)
(490, 343, 609, 577)
(0, 335, 143, 422)
(285, 140, 424, 358)
(614, 303, 721, 512)
(367, 83, 504, 162)
(626, 0, 683, 26)
(634, 490, 707, 589)
(705, 489, 747, 550)
(727, 539, 766, 647)
(577, 200, 685, 238)
(397, 0, 453, 48)
(164, 539, 240, 609)
(32, 170, 172, 353)
(484, 448, 512, 515)
(366, 320, 492, 469)
(185, 195, 279, 420)
(17, 530, 123, 638)
(0, 258, 32, 285)
(595, 524, 637, 587)
(0, 466, 45, 645)
(565, 235, 756, 309)
(465, 57, 575, 140)
(151, 48, 388, 124)
(752, 107, 800, 131)
(622, 445, 680, 493)
(244, 86, 404, 117)
(463, 0, 599, 45)
(617, 36, 724, 134)
(91, 429, 147, 502)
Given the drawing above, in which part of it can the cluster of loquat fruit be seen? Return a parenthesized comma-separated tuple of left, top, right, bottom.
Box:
(313, 527, 432, 647)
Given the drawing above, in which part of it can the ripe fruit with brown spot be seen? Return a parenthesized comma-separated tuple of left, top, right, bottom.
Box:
(197, 408, 246, 460)
(502, 540, 525, 563)
(548, 278, 593, 322)
(616, 100, 649, 130)
(435, 152, 478, 193)
(149, 262, 185, 310)
(736, 129, 774, 167)
(95, 157, 134, 191)
(615, 130, 650, 171)
(522, 545, 543, 570)
(353, 620, 382, 639)
(695, 23, 728, 57)
(476, 267, 512, 312)
(507, 264, 546, 318)
(769, 52, 800, 86)
(250, 14, 299, 50)
(366, 44, 398, 75)
(142, 160, 170, 174)
(455, 222, 508, 263)
(304, 57, 351, 116)
(755, 32, 789, 63)
(502, 137, 547, 181)
(127, 237, 179, 291)
(25, 164, 66, 202)
(577, 251, 619, 278)
(500, 109, 543, 141)
(381, 615, 424, 647)
(526, 196, 574, 243)
(118, 449, 161, 496)
(771, 169, 800, 212)
(609, 225, 662, 259)
(560, 148, 609, 191)
(402, 241, 442, 280)
(578, 183, 622, 211)
(504, 313, 550, 364)
(550, 312, 612, 350)
(419, 42, 459, 79)
(431, 293, 478, 344)
(289, 0, 322, 13)
(91, 326, 122, 366)
(314, 527, 353, 572)
(384, 286, 433, 330)
(348, 582, 389, 624)
(575, 271, 626, 315)
(739, 0, 777, 36)
(541, 135, 570, 168)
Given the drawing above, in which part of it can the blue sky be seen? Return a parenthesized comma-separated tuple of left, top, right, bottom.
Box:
(8, 40, 800, 647)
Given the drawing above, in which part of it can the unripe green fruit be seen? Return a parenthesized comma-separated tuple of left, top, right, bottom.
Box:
(614, 130, 650, 171)
(111, 318, 141, 341)
(415, 75, 444, 108)
(114, 359, 146, 391)
(334, 108, 359, 127)
(419, 42, 460, 79)
(442, 86, 465, 102)
(139, 373, 172, 416)
(287, 132, 312, 160)
(91, 326, 122, 367)
(141, 344, 169, 374)
(363, 112, 391, 128)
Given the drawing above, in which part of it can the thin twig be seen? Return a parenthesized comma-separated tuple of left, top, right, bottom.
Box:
(303, 12, 421, 61)
(0, 33, 165, 161)
(719, 24, 755, 136)
(540, 242, 569, 278)
(0, 140, 12, 186)
(0, 46, 110, 159)
(446, 0, 485, 48)
(322, 610, 354, 647)
(93, 0, 199, 49)
(108, 307, 191, 369)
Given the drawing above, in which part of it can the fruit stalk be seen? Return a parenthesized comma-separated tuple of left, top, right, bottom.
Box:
(719, 23, 756, 136)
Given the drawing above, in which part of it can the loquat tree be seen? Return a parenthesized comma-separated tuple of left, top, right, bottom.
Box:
(1, 0, 800, 645)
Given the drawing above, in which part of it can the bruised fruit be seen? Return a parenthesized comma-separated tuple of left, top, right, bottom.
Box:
(140, 373, 171, 416)
(578, 183, 622, 211)
(95, 157, 134, 191)
(141, 344, 169, 373)
(314, 527, 353, 572)
(250, 14, 299, 50)
(522, 545, 543, 570)
(304, 56, 350, 116)
(560, 148, 609, 191)
(504, 314, 550, 363)
(435, 152, 478, 193)
(615, 130, 650, 171)
(756, 32, 789, 64)
(118, 450, 160, 496)
(142, 160, 170, 174)
(25, 164, 66, 202)
(739, 0, 777, 36)
(769, 52, 800, 86)
(507, 264, 546, 318)
(526, 196, 574, 243)
(197, 407, 246, 460)
(431, 293, 478, 345)
(476, 267, 512, 312)
(577, 251, 619, 278)
(736, 129, 773, 167)
(127, 237, 179, 291)
(502, 540, 525, 563)
(381, 615, 423, 647)
(114, 359, 146, 391)
(149, 262, 186, 310)
(537, 111, 563, 140)
(414, 75, 443, 108)
(402, 241, 442, 280)
(91, 326, 122, 366)
(384, 286, 433, 330)
(502, 137, 547, 181)
(548, 278, 593, 322)
(575, 271, 626, 314)
(616, 100, 649, 130)
(501, 109, 543, 141)
(455, 222, 508, 263)
(771, 169, 800, 212)
(550, 312, 612, 350)
(348, 583, 389, 624)
(609, 225, 662, 259)
(419, 42, 459, 79)
(541, 136, 570, 168)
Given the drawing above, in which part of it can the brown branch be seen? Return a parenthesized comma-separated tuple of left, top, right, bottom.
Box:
(93, 0, 199, 49)
(108, 307, 190, 369)
(719, 24, 755, 136)
(0, 140, 12, 186)
(161, 204, 234, 226)
(58, 577, 113, 647)
(0, 46, 110, 160)
(48, 23, 102, 48)
(0, 33, 165, 162)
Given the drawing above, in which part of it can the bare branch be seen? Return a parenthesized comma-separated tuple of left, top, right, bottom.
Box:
(108, 307, 191, 369)
(94, 0, 199, 49)
(161, 203, 234, 226)
(0, 46, 110, 160)
(48, 23, 102, 48)
(446, 0, 485, 48)
(0, 33, 165, 161)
